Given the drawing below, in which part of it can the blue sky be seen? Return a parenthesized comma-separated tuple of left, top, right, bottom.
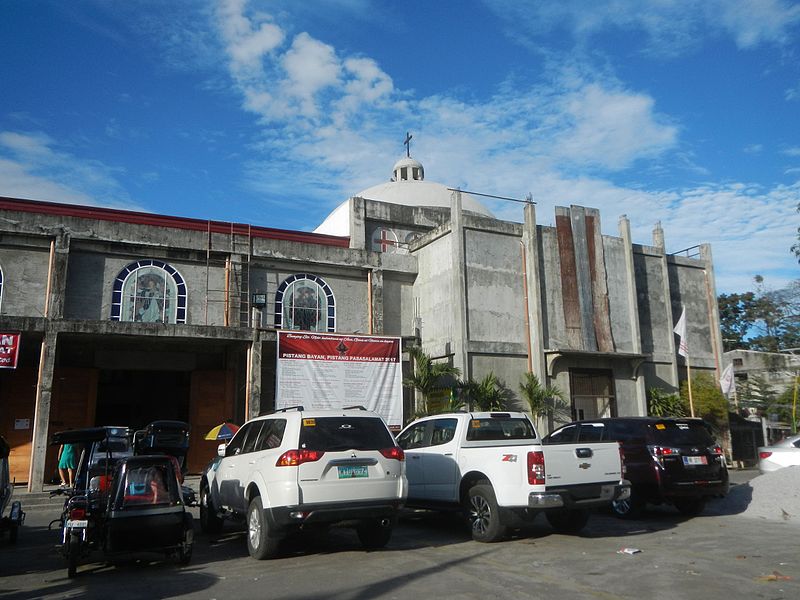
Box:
(1, 0, 798, 293)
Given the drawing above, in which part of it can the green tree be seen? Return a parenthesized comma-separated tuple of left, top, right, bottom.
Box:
(459, 372, 512, 411)
(518, 372, 569, 427)
(680, 372, 729, 432)
(717, 277, 800, 352)
(403, 345, 461, 418)
(647, 388, 686, 417)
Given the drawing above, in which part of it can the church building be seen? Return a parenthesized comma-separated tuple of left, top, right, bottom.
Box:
(0, 150, 724, 490)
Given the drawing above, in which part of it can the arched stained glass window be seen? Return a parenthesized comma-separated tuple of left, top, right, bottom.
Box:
(110, 260, 187, 324)
(274, 274, 335, 332)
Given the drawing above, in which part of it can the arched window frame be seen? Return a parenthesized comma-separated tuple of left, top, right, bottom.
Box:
(274, 274, 335, 332)
(110, 260, 187, 324)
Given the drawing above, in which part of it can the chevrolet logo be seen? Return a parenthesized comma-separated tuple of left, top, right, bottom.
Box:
(578, 462, 591, 469)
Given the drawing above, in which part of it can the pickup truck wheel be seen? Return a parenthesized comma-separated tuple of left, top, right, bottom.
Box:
(199, 484, 224, 534)
(546, 508, 590, 534)
(611, 489, 644, 520)
(357, 518, 394, 549)
(674, 497, 706, 517)
(246, 496, 281, 560)
(466, 484, 507, 543)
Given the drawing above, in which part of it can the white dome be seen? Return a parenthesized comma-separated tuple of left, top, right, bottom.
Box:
(313, 156, 494, 236)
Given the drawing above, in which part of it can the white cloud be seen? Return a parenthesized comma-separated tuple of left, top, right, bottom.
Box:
(281, 33, 342, 118)
(0, 131, 137, 209)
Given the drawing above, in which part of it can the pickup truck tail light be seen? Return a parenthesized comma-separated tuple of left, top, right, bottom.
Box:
(379, 446, 405, 461)
(527, 450, 545, 485)
(276, 449, 325, 466)
(618, 441, 626, 476)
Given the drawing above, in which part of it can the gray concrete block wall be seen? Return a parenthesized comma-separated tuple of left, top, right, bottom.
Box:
(0, 247, 50, 317)
(539, 226, 566, 349)
(464, 229, 526, 345)
(468, 352, 528, 412)
(633, 249, 671, 357)
(603, 236, 634, 352)
(412, 233, 455, 357)
(382, 275, 413, 337)
(667, 260, 716, 369)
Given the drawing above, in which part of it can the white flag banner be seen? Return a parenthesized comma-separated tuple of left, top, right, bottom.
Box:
(720, 363, 735, 398)
(673, 306, 688, 358)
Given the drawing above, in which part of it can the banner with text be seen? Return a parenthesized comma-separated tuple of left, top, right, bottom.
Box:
(0, 333, 21, 369)
(276, 331, 403, 428)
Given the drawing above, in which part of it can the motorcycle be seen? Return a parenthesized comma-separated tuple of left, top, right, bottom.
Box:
(50, 428, 193, 578)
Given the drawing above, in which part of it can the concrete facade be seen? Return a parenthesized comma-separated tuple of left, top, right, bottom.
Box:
(0, 163, 723, 490)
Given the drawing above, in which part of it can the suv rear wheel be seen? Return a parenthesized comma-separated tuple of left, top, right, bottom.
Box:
(246, 496, 281, 560)
(357, 517, 394, 549)
(674, 497, 706, 517)
(611, 488, 644, 519)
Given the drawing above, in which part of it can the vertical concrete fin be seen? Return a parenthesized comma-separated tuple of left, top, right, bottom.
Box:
(523, 203, 547, 384)
(555, 207, 583, 349)
(349, 197, 366, 250)
(585, 209, 614, 352)
(570, 206, 597, 351)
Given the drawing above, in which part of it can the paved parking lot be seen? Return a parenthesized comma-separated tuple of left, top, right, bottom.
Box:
(3, 475, 798, 600)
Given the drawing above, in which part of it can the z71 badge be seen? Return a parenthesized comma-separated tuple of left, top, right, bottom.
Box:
(501, 454, 518, 462)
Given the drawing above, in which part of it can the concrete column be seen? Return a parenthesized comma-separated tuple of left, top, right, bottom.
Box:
(370, 268, 385, 335)
(450, 190, 469, 378)
(523, 203, 547, 384)
(619, 215, 647, 415)
(350, 197, 366, 250)
(246, 333, 263, 420)
(28, 329, 58, 492)
(46, 231, 71, 319)
(654, 223, 680, 391)
(700, 244, 723, 378)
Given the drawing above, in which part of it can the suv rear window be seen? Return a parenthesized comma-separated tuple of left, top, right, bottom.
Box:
(299, 417, 394, 451)
(466, 418, 535, 441)
(650, 421, 714, 446)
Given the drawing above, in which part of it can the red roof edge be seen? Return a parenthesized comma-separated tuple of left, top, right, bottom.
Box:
(0, 196, 350, 248)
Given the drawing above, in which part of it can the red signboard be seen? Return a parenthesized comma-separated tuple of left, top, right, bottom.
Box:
(0, 333, 21, 369)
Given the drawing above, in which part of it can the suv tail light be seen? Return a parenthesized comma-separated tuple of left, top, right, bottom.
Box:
(276, 449, 325, 466)
(709, 445, 723, 456)
(758, 451, 772, 460)
(647, 445, 681, 466)
(527, 450, 545, 485)
(379, 446, 405, 461)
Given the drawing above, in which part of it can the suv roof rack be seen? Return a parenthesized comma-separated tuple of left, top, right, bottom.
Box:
(272, 405, 305, 413)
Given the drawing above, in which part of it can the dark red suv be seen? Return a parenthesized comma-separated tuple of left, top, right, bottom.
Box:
(544, 417, 729, 518)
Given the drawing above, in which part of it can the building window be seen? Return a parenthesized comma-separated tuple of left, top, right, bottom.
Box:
(274, 274, 335, 332)
(733, 358, 743, 367)
(569, 369, 616, 421)
(111, 260, 187, 324)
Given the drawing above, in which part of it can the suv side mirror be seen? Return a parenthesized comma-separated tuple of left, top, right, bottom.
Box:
(217, 443, 227, 458)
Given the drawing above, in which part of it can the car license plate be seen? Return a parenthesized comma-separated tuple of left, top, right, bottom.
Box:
(682, 456, 707, 466)
(66, 520, 88, 528)
(338, 465, 368, 479)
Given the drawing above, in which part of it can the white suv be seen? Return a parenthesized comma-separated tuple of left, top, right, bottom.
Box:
(199, 407, 407, 559)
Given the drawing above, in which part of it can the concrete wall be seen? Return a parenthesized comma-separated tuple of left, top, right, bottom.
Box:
(0, 245, 50, 317)
(603, 236, 634, 352)
(469, 352, 529, 411)
(412, 230, 454, 358)
(539, 226, 566, 349)
(464, 228, 526, 346)
(667, 257, 716, 370)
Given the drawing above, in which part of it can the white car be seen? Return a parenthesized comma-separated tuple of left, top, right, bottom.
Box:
(199, 407, 407, 559)
(758, 434, 800, 473)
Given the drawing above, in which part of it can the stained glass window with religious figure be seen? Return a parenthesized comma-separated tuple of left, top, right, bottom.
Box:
(275, 274, 335, 332)
(111, 260, 186, 324)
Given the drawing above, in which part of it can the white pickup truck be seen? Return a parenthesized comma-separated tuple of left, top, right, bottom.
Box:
(396, 411, 630, 542)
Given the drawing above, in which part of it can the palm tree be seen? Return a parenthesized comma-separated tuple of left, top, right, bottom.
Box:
(460, 372, 512, 411)
(403, 345, 461, 417)
(519, 372, 567, 430)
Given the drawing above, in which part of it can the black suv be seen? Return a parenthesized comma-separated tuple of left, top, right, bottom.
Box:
(544, 417, 729, 518)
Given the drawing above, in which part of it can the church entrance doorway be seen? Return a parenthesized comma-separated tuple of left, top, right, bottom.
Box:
(569, 369, 616, 421)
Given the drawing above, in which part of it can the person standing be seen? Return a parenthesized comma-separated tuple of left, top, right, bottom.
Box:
(57, 442, 78, 487)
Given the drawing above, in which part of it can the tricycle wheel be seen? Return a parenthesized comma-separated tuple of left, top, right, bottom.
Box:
(199, 484, 223, 534)
(67, 532, 81, 578)
(246, 496, 281, 560)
